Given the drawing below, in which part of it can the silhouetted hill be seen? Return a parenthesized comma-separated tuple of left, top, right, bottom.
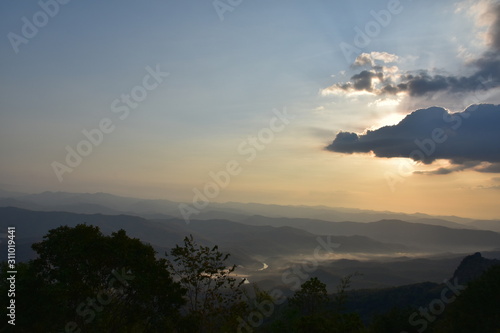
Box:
(240, 216, 500, 252)
(5, 190, 496, 231)
(466, 219, 500, 232)
(412, 217, 477, 229)
(0, 191, 179, 216)
(3, 207, 500, 298)
(0, 207, 409, 266)
(432, 264, 500, 332)
(344, 252, 500, 325)
(345, 281, 442, 323)
(0, 198, 46, 211)
(208, 201, 475, 225)
(452, 252, 500, 284)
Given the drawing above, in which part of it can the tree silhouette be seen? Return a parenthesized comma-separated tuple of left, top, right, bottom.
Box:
(289, 277, 329, 316)
(166, 234, 246, 332)
(268, 275, 365, 333)
(0, 224, 185, 332)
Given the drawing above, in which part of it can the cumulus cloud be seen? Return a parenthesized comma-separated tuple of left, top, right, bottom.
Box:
(322, 51, 402, 96)
(325, 104, 500, 173)
(353, 51, 399, 67)
(322, 2, 500, 98)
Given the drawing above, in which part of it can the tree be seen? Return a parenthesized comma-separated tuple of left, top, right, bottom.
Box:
(1, 224, 185, 332)
(334, 272, 362, 312)
(289, 277, 329, 316)
(166, 235, 246, 332)
(268, 275, 365, 333)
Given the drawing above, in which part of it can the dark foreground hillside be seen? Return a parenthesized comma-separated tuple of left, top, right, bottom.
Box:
(343, 252, 500, 326)
(1, 222, 499, 332)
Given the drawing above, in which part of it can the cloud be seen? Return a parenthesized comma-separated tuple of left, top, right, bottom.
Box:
(322, 52, 402, 97)
(476, 162, 500, 173)
(351, 70, 384, 91)
(325, 104, 500, 173)
(488, 2, 500, 49)
(321, 2, 500, 98)
(413, 161, 483, 175)
(353, 52, 399, 67)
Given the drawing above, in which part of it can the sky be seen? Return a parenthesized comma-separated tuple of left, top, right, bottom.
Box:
(1, 0, 499, 219)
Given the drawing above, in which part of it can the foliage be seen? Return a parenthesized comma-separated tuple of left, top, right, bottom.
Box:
(165, 234, 246, 332)
(334, 272, 362, 312)
(0, 224, 185, 332)
(289, 277, 328, 316)
(263, 275, 365, 333)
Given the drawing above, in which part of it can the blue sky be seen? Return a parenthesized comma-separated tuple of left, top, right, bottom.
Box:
(1, 0, 499, 218)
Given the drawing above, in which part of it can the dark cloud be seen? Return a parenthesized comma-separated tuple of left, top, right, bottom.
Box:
(326, 104, 500, 171)
(351, 70, 384, 91)
(327, 2, 500, 97)
(331, 55, 500, 97)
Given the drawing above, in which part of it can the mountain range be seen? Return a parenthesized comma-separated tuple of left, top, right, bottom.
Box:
(1, 189, 500, 291)
(1, 190, 499, 231)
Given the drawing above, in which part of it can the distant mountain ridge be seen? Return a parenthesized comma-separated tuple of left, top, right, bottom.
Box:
(238, 215, 500, 252)
(2, 206, 500, 293)
(0, 207, 409, 263)
(1, 205, 499, 262)
(1, 189, 498, 232)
